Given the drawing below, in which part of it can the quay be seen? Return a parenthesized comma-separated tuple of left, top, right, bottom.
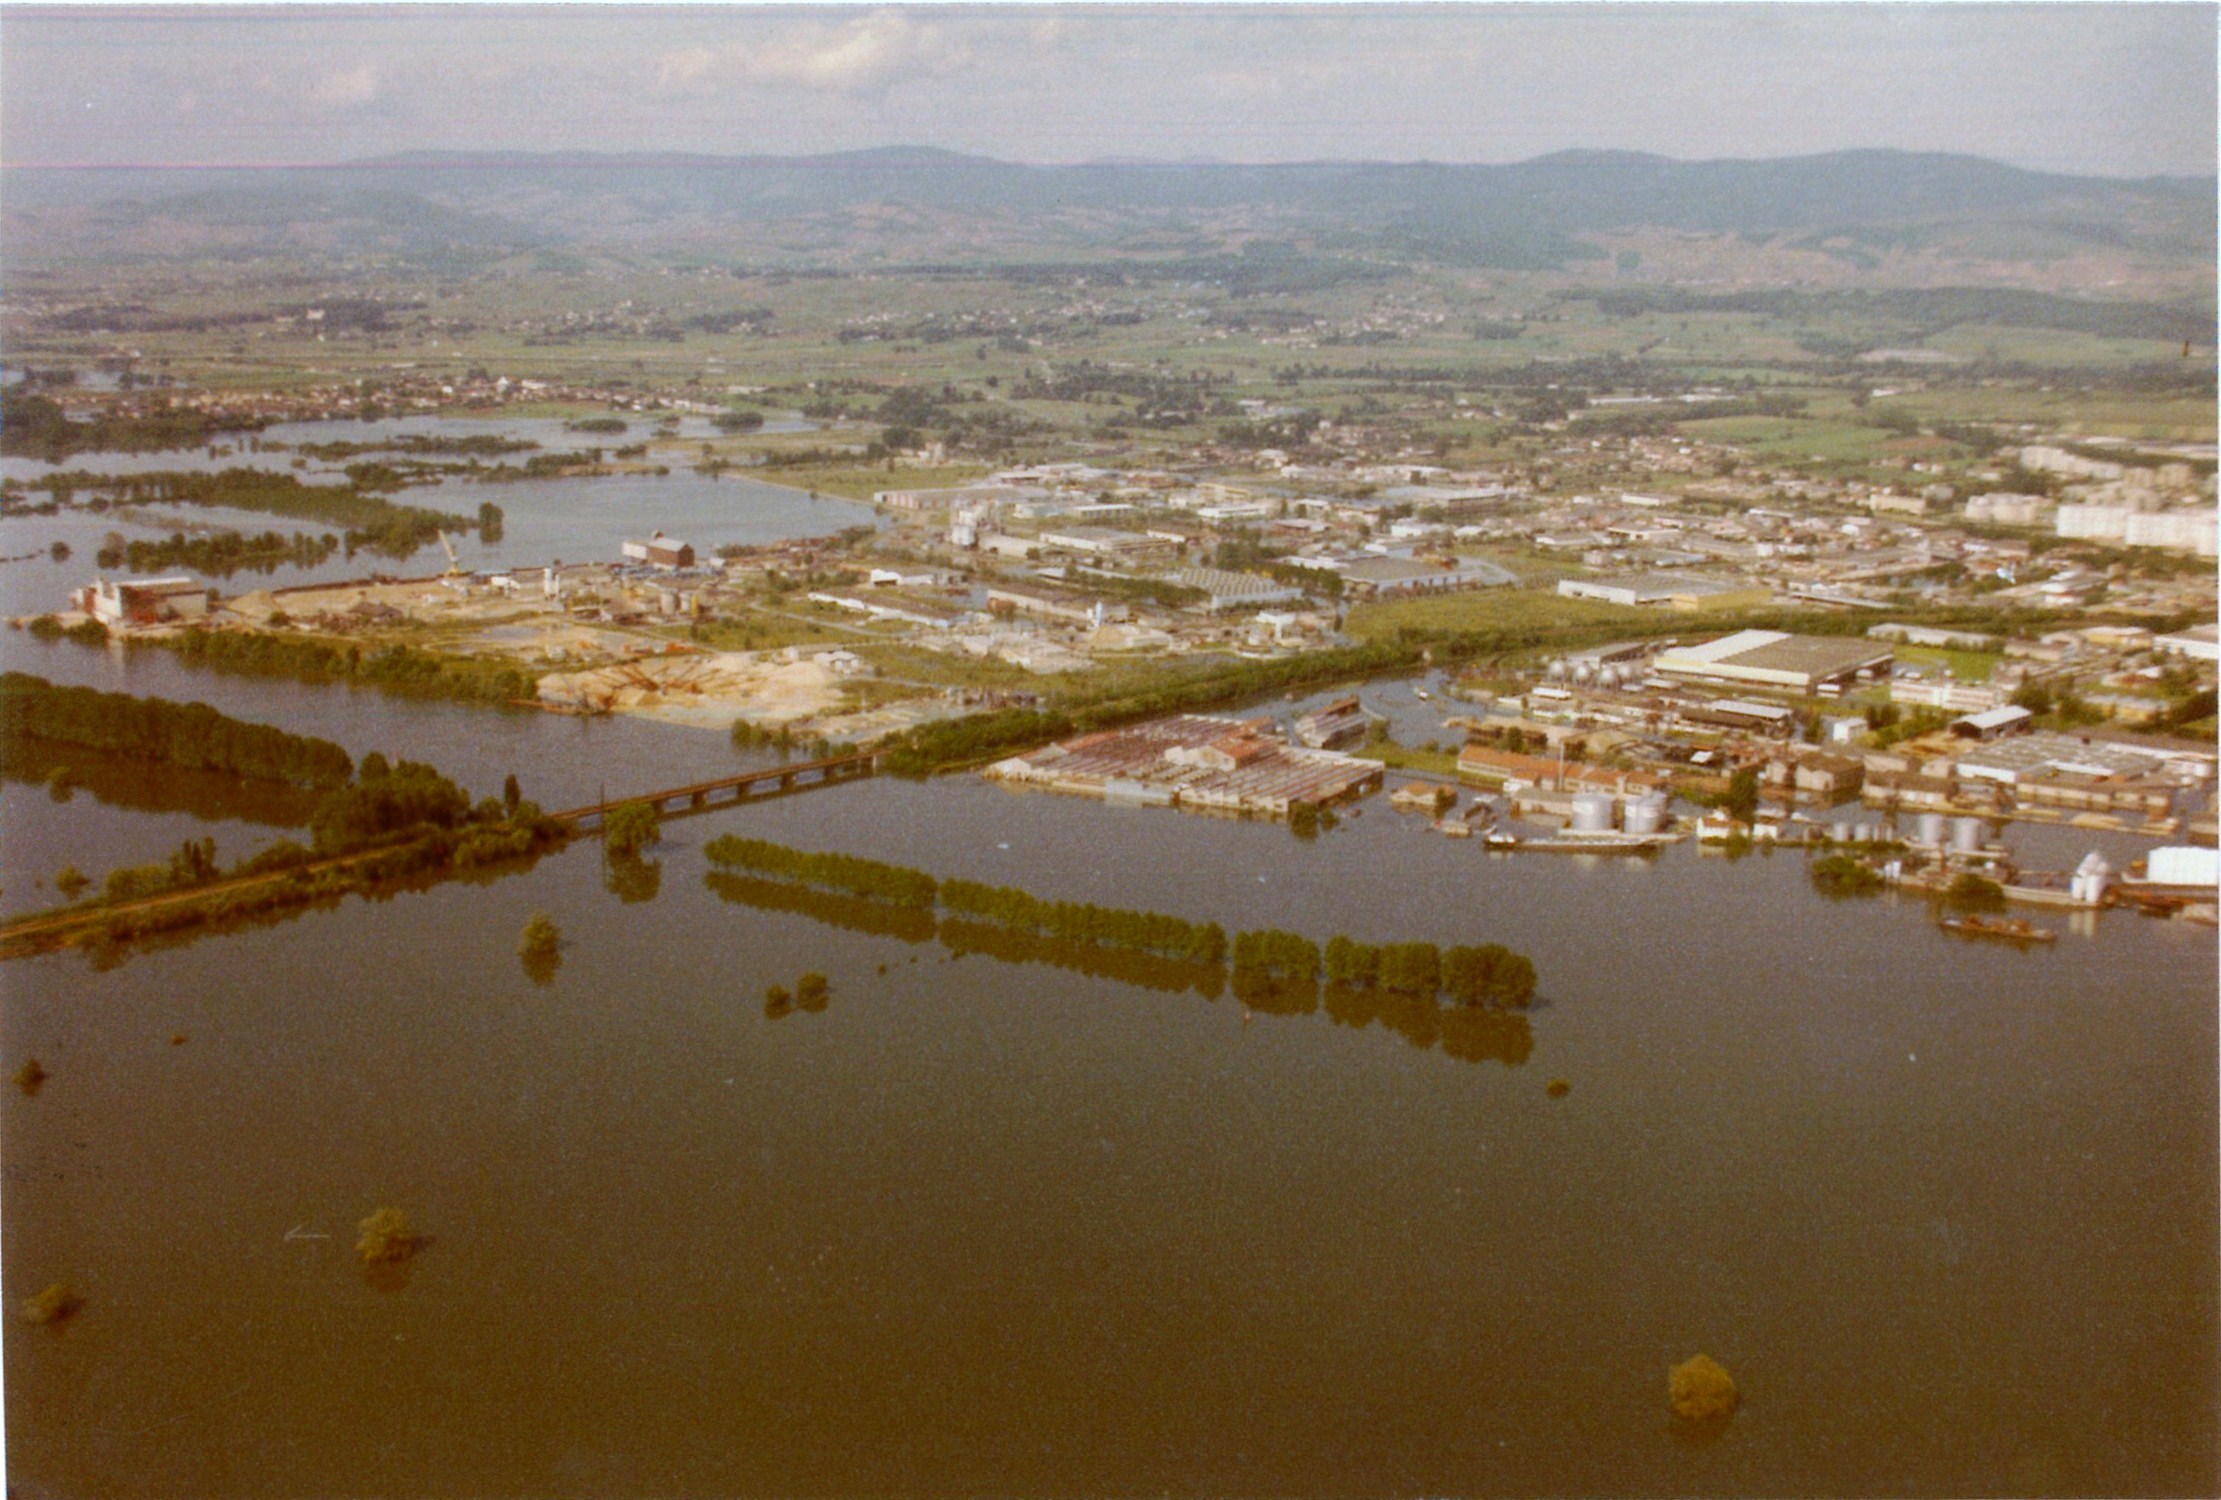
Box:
(551, 750, 880, 829)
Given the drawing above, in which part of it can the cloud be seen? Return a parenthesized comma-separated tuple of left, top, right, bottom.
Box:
(310, 63, 380, 109)
(655, 10, 970, 99)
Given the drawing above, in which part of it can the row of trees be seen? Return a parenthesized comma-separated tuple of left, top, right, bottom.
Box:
(0, 391, 248, 463)
(702, 835, 940, 907)
(699, 836, 1540, 1007)
(95, 528, 339, 579)
(1322, 936, 1537, 1007)
(939, 878, 1227, 963)
(148, 631, 538, 707)
(26, 466, 487, 557)
(0, 672, 355, 789)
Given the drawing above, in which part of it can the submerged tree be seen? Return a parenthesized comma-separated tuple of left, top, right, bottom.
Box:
(603, 800, 661, 858)
(355, 1207, 421, 1265)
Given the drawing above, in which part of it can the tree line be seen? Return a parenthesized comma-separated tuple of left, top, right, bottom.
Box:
(96, 529, 339, 578)
(701, 835, 1538, 1009)
(144, 631, 538, 707)
(939, 878, 1227, 963)
(0, 672, 355, 789)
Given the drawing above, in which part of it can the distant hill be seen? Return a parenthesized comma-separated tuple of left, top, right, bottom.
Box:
(5, 146, 2212, 290)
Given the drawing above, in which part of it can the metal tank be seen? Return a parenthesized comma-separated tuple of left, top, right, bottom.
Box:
(1951, 816, 1986, 854)
(1570, 792, 1617, 833)
(1914, 812, 1948, 846)
(1623, 795, 1667, 835)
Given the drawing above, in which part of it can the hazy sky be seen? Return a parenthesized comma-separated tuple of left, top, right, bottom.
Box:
(3, 4, 2214, 178)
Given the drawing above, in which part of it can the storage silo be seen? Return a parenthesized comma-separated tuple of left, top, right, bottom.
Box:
(1570, 792, 1617, 833)
(1951, 817, 1986, 854)
(1914, 812, 1948, 846)
(1624, 794, 1668, 834)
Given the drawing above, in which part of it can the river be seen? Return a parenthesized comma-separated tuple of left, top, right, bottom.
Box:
(1, 639, 2214, 1496)
(1, 413, 865, 615)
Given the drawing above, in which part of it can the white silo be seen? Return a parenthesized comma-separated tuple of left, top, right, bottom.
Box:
(2070, 851, 2111, 905)
(1570, 792, 1617, 832)
(1914, 812, 1947, 847)
(1623, 794, 1668, 834)
(1951, 817, 1986, 854)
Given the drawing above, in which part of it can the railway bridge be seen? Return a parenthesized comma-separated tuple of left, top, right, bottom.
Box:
(550, 750, 880, 829)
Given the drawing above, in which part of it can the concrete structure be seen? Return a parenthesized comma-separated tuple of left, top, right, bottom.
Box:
(2056, 504, 2219, 556)
(77, 577, 210, 627)
(2155, 623, 2221, 663)
(1555, 573, 1771, 610)
(1964, 492, 2052, 526)
(1036, 527, 1176, 565)
(1653, 631, 1894, 696)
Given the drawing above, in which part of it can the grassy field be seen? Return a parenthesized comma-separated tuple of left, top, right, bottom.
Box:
(1344, 585, 1668, 644)
(1893, 643, 2001, 683)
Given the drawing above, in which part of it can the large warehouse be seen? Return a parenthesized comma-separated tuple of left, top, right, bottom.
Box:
(1652, 630, 1894, 695)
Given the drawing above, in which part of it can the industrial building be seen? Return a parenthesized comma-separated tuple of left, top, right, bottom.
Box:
(1555, 573, 1772, 610)
(986, 714, 1381, 818)
(1652, 630, 1894, 696)
(76, 576, 211, 627)
(622, 534, 695, 568)
(1166, 567, 1308, 612)
(1332, 554, 1518, 600)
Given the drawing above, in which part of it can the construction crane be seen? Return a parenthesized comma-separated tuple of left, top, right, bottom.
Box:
(437, 529, 464, 578)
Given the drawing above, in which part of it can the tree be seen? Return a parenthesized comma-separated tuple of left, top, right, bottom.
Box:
(53, 865, 89, 899)
(795, 972, 831, 1011)
(355, 1207, 420, 1265)
(502, 774, 521, 814)
(518, 912, 561, 959)
(1723, 766, 1761, 823)
(1944, 872, 2007, 914)
(603, 800, 660, 857)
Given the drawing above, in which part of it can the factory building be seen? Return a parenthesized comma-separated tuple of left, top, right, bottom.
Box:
(622, 534, 695, 569)
(1653, 630, 1894, 696)
(987, 715, 1381, 818)
(76, 577, 211, 627)
(1555, 573, 1772, 610)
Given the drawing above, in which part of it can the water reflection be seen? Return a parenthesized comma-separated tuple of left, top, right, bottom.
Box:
(705, 870, 1531, 1068)
(1324, 982, 1534, 1066)
(2, 739, 317, 827)
(704, 871, 938, 944)
(941, 917, 1227, 999)
(603, 853, 662, 905)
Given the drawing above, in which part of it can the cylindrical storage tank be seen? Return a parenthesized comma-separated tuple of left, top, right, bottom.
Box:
(657, 588, 679, 615)
(1951, 816, 1985, 854)
(1624, 795, 1667, 835)
(1915, 812, 1947, 846)
(1570, 792, 1616, 833)
(1572, 662, 1595, 684)
(1547, 658, 1570, 681)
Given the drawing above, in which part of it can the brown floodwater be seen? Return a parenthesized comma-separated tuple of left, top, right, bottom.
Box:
(1, 648, 2216, 1497)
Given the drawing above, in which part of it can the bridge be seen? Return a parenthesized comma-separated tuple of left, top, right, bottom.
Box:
(551, 750, 880, 829)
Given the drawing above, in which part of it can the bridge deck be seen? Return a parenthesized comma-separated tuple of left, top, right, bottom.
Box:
(551, 751, 879, 825)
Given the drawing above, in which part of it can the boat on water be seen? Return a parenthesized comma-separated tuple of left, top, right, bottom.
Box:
(1484, 831, 1676, 854)
(1939, 914, 2057, 944)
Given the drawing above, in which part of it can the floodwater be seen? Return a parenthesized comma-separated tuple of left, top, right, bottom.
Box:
(2, 413, 863, 614)
(2, 645, 2215, 1496)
